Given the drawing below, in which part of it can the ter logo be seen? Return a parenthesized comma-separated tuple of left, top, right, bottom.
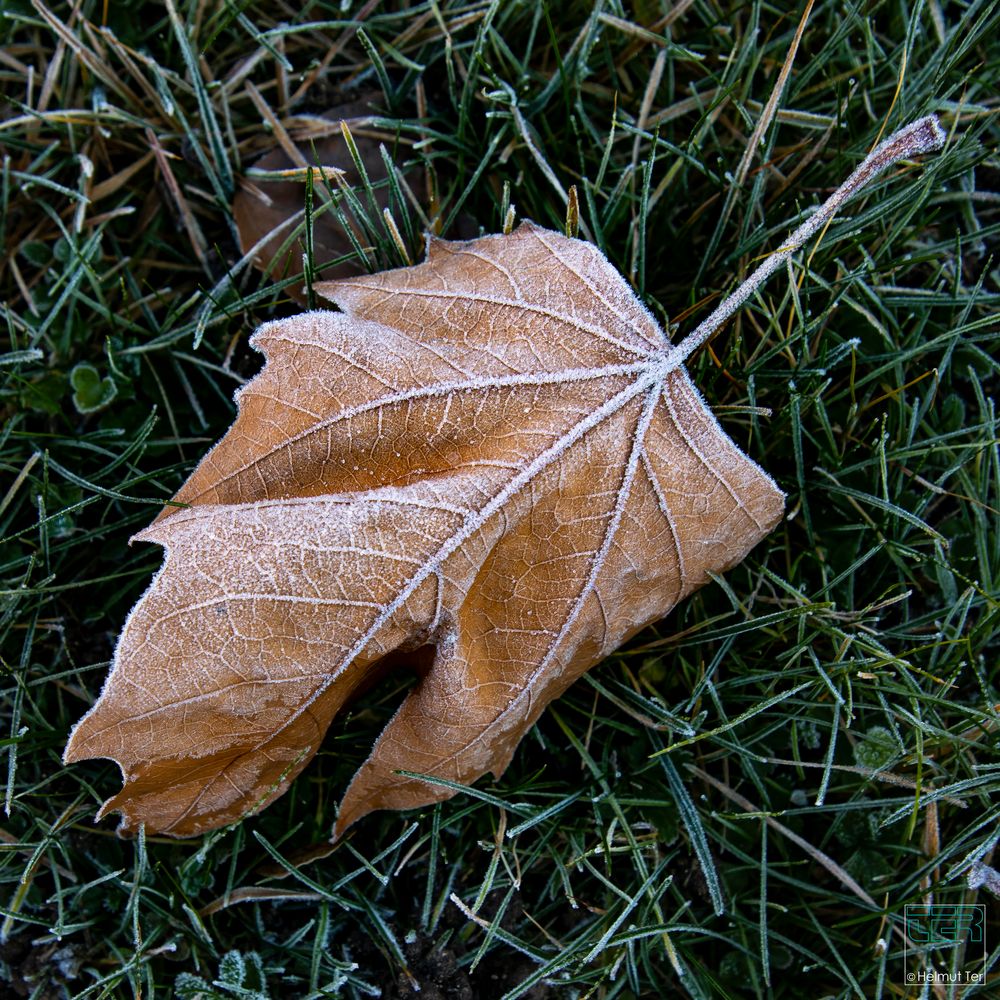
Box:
(906, 905, 984, 946)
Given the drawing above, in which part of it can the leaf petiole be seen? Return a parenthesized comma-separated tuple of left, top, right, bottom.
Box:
(674, 115, 945, 364)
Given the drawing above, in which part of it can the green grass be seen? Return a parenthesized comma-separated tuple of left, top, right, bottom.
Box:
(1, 1, 998, 997)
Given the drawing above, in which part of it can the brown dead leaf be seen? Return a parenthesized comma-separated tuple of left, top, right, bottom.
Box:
(63, 117, 944, 839)
(233, 101, 395, 304)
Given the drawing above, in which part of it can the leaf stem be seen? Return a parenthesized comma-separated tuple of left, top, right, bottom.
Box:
(674, 115, 945, 364)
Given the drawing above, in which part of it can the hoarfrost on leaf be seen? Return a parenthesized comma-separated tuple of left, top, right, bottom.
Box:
(63, 117, 944, 839)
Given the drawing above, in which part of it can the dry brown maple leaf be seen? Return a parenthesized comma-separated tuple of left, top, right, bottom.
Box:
(63, 117, 944, 839)
(233, 100, 394, 305)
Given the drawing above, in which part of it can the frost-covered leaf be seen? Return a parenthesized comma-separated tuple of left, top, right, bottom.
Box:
(63, 118, 944, 839)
